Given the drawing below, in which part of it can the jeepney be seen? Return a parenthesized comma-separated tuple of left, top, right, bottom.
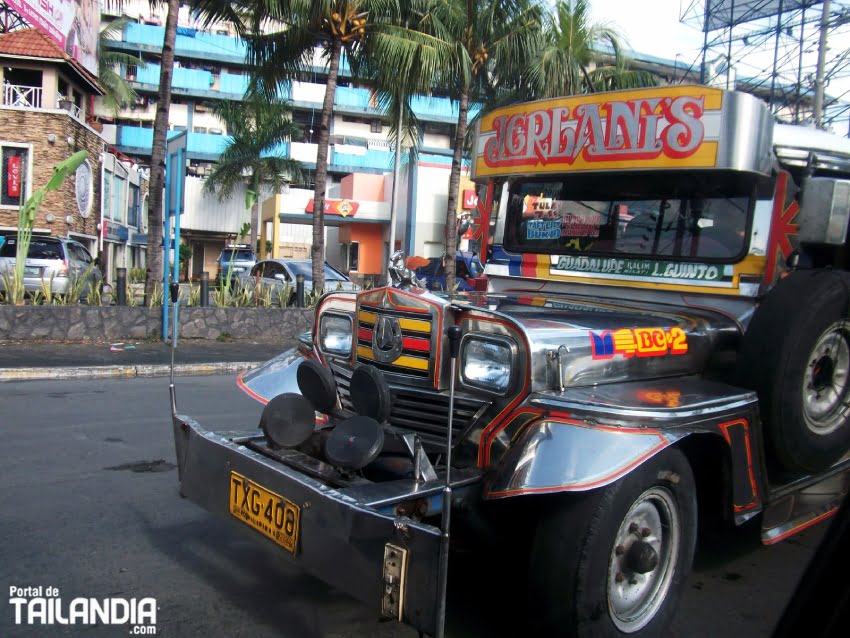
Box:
(171, 85, 850, 637)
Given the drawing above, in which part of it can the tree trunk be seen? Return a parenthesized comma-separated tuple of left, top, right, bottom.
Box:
(250, 174, 260, 254)
(252, 198, 262, 256)
(444, 86, 469, 294)
(311, 38, 342, 295)
(145, 0, 180, 302)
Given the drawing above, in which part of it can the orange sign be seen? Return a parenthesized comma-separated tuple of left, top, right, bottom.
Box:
(305, 198, 360, 217)
(473, 86, 723, 178)
(590, 327, 688, 359)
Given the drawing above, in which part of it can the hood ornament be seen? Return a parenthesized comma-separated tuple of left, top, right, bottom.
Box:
(387, 250, 424, 290)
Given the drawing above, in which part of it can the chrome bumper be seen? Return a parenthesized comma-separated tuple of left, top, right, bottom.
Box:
(172, 413, 443, 635)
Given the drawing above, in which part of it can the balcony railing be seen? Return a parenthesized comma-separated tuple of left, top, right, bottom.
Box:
(2, 84, 42, 108)
(57, 98, 84, 121)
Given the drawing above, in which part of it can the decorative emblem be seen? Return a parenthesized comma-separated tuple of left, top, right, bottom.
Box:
(75, 160, 92, 218)
(372, 315, 403, 363)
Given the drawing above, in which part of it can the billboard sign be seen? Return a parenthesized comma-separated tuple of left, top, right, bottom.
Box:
(7, 0, 100, 77)
(471, 86, 773, 180)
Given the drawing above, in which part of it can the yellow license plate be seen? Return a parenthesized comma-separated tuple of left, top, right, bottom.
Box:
(229, 471, 300, 553)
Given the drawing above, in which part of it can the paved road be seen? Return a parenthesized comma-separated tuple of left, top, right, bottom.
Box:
(0, 376, 827, 637)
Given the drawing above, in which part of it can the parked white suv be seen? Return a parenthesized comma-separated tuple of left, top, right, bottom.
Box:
(0, 235, 102, 297)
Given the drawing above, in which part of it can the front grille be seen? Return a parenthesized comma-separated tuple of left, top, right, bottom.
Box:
(331, 364, 488, 437)
(356, 304, 433, 380)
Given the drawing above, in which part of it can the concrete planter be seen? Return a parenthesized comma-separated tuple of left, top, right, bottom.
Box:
(0, 305, 314, 342)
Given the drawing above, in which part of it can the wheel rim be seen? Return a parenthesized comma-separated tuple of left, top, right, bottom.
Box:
(803, 321, 850, 436)
(607, 486, 680, 633)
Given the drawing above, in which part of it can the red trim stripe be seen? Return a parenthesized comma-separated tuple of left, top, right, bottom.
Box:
(520, 254, 539, 278)
(402, 336, 431, 352)
(237, 371, 269, 405)
(358, 327, 373, 342)
(763, 507, 838, 545)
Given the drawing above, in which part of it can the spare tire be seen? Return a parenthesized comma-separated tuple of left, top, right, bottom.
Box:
(738, 269, 850, 475)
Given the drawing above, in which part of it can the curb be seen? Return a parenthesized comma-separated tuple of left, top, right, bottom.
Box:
(0, 361, 261, 382)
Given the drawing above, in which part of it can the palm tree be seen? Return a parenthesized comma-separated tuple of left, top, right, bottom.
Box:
(527, 0, 656, 99)
(98, 16, 145, 116)
(203, 92, 303, 254)
(421, 0, 544, 292)
(144, 0, 180, 303)
(197, 0, 401, 294)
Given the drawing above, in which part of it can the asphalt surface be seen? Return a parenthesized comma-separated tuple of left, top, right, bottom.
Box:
(0, 339, 293, 381)
(0, 375, 831, 638)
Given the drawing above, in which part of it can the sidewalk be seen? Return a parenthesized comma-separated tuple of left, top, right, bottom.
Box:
(0, 338, 291, 382)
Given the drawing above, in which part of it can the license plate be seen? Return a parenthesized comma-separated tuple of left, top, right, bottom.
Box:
(229, 471, 300, 553)
(24, 266, 39, 276)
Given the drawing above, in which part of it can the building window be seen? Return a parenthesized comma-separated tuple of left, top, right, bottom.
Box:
(1, 144, 30, 207)
(112, 176, 125, 222)
(193, 126, 207, 134)
(342, 242, 359, 271)
(370, 119, 382, 133)
(128, 183, 141, 228)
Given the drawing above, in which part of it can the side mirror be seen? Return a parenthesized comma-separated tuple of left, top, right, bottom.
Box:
(94, 257, 102, 267)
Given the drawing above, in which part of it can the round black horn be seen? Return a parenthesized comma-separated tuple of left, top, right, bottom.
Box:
(296, 359, 338, 414)
(260, 393, 316, 449)
(324, 415, 385, 470)
(350, 364, 393, 423)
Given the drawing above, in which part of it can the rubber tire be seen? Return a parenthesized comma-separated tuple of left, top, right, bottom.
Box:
(528, 447, 696, 638)
(737, 269, 850, 475)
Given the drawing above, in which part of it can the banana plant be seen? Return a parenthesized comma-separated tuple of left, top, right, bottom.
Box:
(8, 151, 88, 305)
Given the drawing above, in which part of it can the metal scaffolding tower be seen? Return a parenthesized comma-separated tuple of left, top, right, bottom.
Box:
(0, 2, 28, 34)
(681, 0, 850, 135)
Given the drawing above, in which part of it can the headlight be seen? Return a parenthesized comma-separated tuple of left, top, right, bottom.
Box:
(319, 313, 352, 356)
(461, 337, 514, 393)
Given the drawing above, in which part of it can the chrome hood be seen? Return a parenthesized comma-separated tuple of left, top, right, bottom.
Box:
(453, 291, 740, 391)
(238, 287, 741, 405)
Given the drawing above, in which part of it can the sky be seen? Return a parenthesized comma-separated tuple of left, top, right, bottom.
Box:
(587, 0, 850, 133)
(590, 0, 703, 65)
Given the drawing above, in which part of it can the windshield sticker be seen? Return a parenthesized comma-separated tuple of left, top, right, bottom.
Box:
(524, 196, 602, 240)
(590, 327, 688, 360)
(554, 256, 723, 281)
(523, 195, 559, 218)
(561, 213, 601, 237)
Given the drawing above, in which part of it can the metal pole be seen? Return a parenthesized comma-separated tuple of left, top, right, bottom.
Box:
(116, 267, 127, 305)
(435, 325, 462, 638)
(200, 271, 209, 307)
(388, 92, 403, 277)
(726, 0, 735, 90)
(295, 273, 305, 308)
(770, 0, 785, 113)
(171, 148, 183, 347)
(168, 281, 179, 414)
(814, 0, 831, 127)
(700, 0, 712, 84)
(795, 4, 807, 123)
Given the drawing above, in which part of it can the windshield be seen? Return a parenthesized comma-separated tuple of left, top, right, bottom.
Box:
(287, 261, 347, 281)
(219, 249, 254, 262)
(504, 174, 757, 262)
(0, 238, 64, 260)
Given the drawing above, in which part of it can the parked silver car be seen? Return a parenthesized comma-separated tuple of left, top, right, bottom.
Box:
(237, 258, 359, 304)
(215, 245, 256, 286)
(0, 235, 102, 297)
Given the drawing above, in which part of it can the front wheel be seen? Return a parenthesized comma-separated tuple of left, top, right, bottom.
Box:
(529, 447, 697, 638)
